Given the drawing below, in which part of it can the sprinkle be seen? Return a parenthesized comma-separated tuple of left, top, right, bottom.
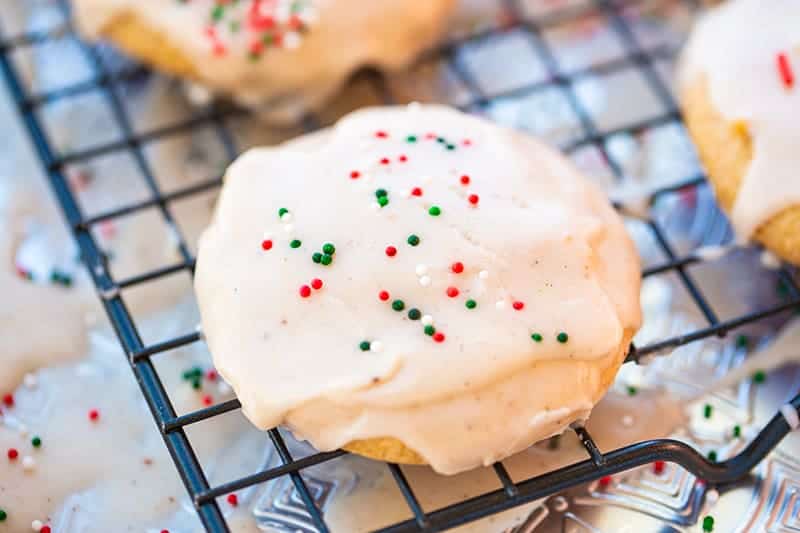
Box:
(206, 370, 217, 382)
(415, 264, 428, 276)
(392, 300, 405, 312)
(495, 300, 506, 310)
(735, 334, 749, 349)
(777, 52, 794, 89)
(446, 287, 460, 298)
(320, 254, 333, 266)
(460, 175, 470, 185)
(310, 278, 323, 290)
(428, 206, 442, 217)
(468, 194, 480, 206)
(621, 415, 634, 427)
(375, 189, 388, 199)
(627, 385, 637, 396)
(40, 526, 51, 533)
(380, 157, 390, 165)
(290, 239, 302, 249)
(424, 325, 436, 336)
(360, 341, 371, 351)
(22, 456, 35, 471)
(702, 516, 714, 532)
(350, 171, 361, 179)
(227, 494, 239, 507)
(446, 144, 456, 151)
(2, 394, 13, 407)
(278, 207, 289, 218)
(463, 139, 473, 146)
(7, 448, 18, 460)
(378, 196, 389, 207)
(451, 262, 464, 274)
(465, 299, 477, 309)
(419, 276, 431, 287)
(708, 450, 717, 462)
(202, 395, 213, 406)
(31, 436, 41, 448)
(421, 315, 434, 326)
(379, 291, 390, 301)
(408, 308, 422, 320)
(261, 239, 273, 251)
(531, 333, 542, 342)
(411, 187, 423, 197)
(733, 425, 741, 438)
(375, 131, 388, 139)
(406, 135, 417, 143)
(322, 243, 335, 255)
(385, 246, 397, 257)
(512, 301, 525, 311)
(752, 370, 766, 384)
(398, 155, 408, 163)
(433, 332, 445, 343)
(703, 404, 713, 419)
(653, 460, 665, 475)
(479, 270, 489, 280)
(407, 234, 420, 246)
(32, 520, 43, 531)
(89, 409, 100, 422)
(299, 285, 312, 298)
(599, 475, 612, 487)
(557, 332, 569, 343)
(0, 509, 6, 521)
(370, 341, 383, 353)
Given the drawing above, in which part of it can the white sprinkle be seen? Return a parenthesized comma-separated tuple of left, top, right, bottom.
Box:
(407, 101, 422, 113)
(283, 224, 294, 233)
(760, 250, 782, 270)
(280, 212, 293, 223)
(479, 270, 489, 280)
(22, 456, 36, 471)
(780, 403, 799, 430)
(23, 373, 38, 389)
(419, 276, 432, 287)
(370, 341, 383, 353)
(421, 315, 434, 326)
(283, 31, 302, 50)
(621, 415, 634, 427)
(184, 82, 213, 106)
(415, 264, 428, 276)
(706, 489, 719, 504)
(31, 520, 43, 531)
(495, 300, 506, 310)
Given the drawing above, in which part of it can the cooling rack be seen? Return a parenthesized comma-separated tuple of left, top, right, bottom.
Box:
(1, 0, 799, 531)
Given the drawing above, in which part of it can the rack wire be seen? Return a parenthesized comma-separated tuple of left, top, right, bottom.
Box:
(1, 0, 799, 531)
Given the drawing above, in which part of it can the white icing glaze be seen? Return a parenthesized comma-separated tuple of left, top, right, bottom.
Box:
(195, 105, 642, 474)
(680, 0, 800, 238)
(71, 0, 456, 119)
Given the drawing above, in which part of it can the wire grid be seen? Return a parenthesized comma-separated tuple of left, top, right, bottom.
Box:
(1, 0, 800, 531)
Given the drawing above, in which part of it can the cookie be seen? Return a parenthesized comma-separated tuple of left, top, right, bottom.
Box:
(73, 0, 455, 120)
(194, 105, 642, 474)
(680, 0, 800, 265)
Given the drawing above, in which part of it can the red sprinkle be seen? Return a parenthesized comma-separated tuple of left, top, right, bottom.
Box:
(89, 409, 100, 422)
(161, 530, 170, 533)
(512, 301, 525, 311)
(460, 175, 471, 185)
(202, 395, 213, 406)
(385, 246, 397, 257)
(451, 262, 464, 274)
(411, 187, 423, 197)
(425, 133, 436, 140)
(2, 394, 13, 407)
(311, 278, 323, 290)
(379, 290, 390, 301)
(398, 155, 408, 163)
(375, 131, 388, 139)
(653, 460, 666, 475)
(206, 370, 218, 381)
(299, 285, 312, 298)
(468, 194, 480, 205)
(446, 287, 460, 298)
(462, 139, 473, 146)
(599, 475, 612, 487)
(433, 332, 445, 343)
(7, 448, 18, 460)
(41, 527, 51, 533)
(350, 171, 361, 179)
(227, 494, 239, 507)
(777, 52, 795, 89)
(261, 239, 273, 251)
(380, 157, 390, 165)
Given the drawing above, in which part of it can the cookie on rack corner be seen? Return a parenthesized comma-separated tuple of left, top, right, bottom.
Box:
(679, 0, 800, 265)
(72, 0, 456, 121)
(194, 104, 642, 474)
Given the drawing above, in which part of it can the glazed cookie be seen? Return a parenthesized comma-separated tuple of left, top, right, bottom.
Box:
(194, 105, 642, 474)
(72, 0, 455, 119)
(680, 0, 800, 265)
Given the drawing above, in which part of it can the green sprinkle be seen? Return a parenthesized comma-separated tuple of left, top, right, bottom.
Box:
(406, 135, 417, 143)
(391, 300, 405, 312)
(627, 385, 638, 396)
(191, 377, 202, 390)
(0, 509, 6, 521)
(735, 334, 749, 349)
(407, 234, 420, 246)
(752, 370, 766, 384)
(262, 33, 275, 45)
(211, 4, 225, 21)
(375, 189, 388, 199)
(465, 299, 477, 310)
(31, 436, 41, 448)
(702, 516, 714, 532)
(408, 308, 421, 320)
(446, 144, 456, 151)
(436, 137, 446, 144)
(708, 450, 718, 462)
(290, 239, 302, 249)
(703, 404, 713, 419)
(182, 367, 202, 380)
(428, 206, 441, 217)
(378, 196, 389, 207)
(312, 252, 323, 264)
(320, 254, 333, 266)
(278, 208, 289, 217)
(322, 243, 335, 255)
(359, 341, 371, 352)
(531, 333, 543, 342)
(733, 425, 741, 438)
(557, 332, 569, 344)
(424, 325, 436, 336)
(229, 20, 240, 33)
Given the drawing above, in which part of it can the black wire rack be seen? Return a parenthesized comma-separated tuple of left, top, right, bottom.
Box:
(1, 0, 799, 531)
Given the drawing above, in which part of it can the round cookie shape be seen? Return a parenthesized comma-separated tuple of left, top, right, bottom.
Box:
(72, 0, 455, 120)
(680, 0, 800, 265)
(194, 105, 642, 474)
